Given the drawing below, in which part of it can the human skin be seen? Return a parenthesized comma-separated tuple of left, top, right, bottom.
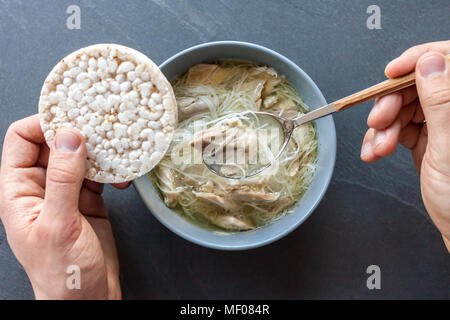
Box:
(360, 40, 450, 252)
(0, 115, 130, 299)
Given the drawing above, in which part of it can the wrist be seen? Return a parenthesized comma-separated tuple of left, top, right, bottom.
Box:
(30, 274, 110, 300)
(31, 275, 121, 300)
(32, 282, 108, 300)
(106, 273, 122, 300)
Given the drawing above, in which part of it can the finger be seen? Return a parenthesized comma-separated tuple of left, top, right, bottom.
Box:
(371, 99, 417, 152)
(111, 182, 131, 189)
(1, 114, 45, 170)
(3, 167, 47, 198)
(385, 40, 450, 78)
(25, 167, 47, 192)
(83, 179, 104, 194)
(367, 94, 402, 130)
(411, 101, 425, 124)
(367, 86, 418, 130)
(397, 99, 418, 128)
(399, 123, 421, 149)
(372, 118, 402, 157)
(412, 125, 428, 173)
(415, 52, 450, 167)
(79, 187, 107, 218)
(37, 143, 50, 168)
(42, 128, 86, 221)
(361, 128, 381, 163)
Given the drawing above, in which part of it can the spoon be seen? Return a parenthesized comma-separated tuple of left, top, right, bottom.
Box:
(203, 55, 450, 179)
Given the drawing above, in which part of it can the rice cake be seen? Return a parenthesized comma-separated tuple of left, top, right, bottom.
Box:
(38, 44, 177, 183)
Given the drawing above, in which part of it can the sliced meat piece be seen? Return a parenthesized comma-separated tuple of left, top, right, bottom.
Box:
(192, 191, 238, 211)
(218, 164, 243, 177)
(178, 98, 210, 121)
(262, 94, 279, 109)
(207, 214, 254, 231)
(209, 66, 231, 84)
(273, 98, 300, 117)
(199, 180, 215, 193)
(223, 127, 257, 151)
(292, 123, 314, 149)
(177, 97, 196, 109)
(230, 187, 279, 203)
(185, 64, 231, 86)
(220, 116, 244, 128)
(157, 166, 179, 208)
(186, 64, 218, 85)
(271, 197, 296, 214)
(248, 66, 278, 79)
(240, 78, 266, 106)
(279, 98, 298, 111)
(263, 77, 282, 97)
(189, 126, 230, 148)
(247, 66, 281, 97)
(201, 126, 258, 176)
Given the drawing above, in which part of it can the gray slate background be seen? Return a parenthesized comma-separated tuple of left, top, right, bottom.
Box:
(0, 0, 449, 299)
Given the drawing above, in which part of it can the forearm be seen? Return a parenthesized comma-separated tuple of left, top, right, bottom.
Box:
(27, 263, 120, 300)
(442, 235, 450, 253)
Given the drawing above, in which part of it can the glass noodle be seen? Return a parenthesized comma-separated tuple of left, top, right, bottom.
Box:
(149, 60, 318, 231)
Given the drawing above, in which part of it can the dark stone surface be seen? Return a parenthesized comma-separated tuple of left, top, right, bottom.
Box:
(0, 0, 448, 299)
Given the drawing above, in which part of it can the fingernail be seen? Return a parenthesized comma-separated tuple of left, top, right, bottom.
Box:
(419, 55, 446, 78)
(55, 130, 81, 152)
(361, 141, 372, 158)
(374, 130, 386, 146)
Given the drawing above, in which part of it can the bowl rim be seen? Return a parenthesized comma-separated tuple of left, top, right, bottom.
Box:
(133, 40, 337, 250)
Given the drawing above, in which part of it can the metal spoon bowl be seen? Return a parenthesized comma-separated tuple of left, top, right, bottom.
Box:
(202, 105, 335, 179)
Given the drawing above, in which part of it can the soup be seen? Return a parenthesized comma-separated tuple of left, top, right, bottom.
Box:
(149, 60, 318, 231)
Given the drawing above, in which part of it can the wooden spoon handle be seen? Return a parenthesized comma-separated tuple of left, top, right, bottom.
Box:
(333, 55, 450, 111)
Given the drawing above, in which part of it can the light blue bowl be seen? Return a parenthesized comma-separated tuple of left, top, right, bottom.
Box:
(133, 41, 336, 250)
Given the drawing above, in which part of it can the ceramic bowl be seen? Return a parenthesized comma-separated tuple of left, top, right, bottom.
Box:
(133, 41, 336, 250)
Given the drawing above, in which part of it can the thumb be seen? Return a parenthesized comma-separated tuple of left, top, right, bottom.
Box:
(415, 52, 450, 161)
(43, 128, 86, 221)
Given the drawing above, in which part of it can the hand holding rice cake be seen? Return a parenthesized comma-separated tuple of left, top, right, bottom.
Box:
(38, 44, 177, 183)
